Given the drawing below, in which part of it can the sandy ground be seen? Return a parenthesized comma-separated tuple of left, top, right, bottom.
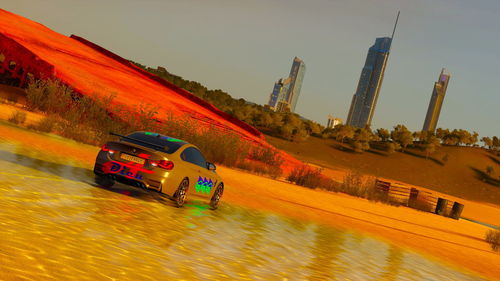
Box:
(221, 166, 500, 280)
(0, 112, 499, 279)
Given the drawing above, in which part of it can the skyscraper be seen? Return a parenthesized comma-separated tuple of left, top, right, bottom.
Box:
(267, 57, 306, 112)
(346, 12, 399, 128)
(422, 68, 451, 132)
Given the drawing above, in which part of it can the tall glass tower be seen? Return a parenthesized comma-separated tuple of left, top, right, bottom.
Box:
(267, 57, 306, 112)
(346, 12, 399, 128)
(346, 37, 392, 128)
(422, 68, 451, 132)
(286, 57, 306, 112)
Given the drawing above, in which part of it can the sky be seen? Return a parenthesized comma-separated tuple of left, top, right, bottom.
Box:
(3, 0, 500, 137)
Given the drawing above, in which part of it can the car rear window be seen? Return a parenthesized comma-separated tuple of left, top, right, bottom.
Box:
(122, 132, 187, 154)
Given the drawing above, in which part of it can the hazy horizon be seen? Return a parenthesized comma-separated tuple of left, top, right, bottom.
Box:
(3, 0, 499, 137)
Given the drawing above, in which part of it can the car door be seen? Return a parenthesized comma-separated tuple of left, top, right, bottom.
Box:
(180, 147, 215, 197)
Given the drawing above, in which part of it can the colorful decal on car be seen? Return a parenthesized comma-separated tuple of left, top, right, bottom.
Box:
(102, 161, 154, 180)
(195, 176, 213, 194)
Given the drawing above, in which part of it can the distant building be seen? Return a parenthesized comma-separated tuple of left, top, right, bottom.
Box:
(267, 57, 306, 112)
(326, 115, 342, 128)
(346, 12, 400, 129)
(346, 37, 392, 128)
(268, 78, 291, 110)
(422, 68, 451, 132)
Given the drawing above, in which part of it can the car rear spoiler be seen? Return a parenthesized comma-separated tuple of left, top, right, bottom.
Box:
(109, 132, 165, 151)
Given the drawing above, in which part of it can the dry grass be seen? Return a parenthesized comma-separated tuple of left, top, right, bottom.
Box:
(287, 164, 323, 188)
(28, 115, 58, 133)
(7, 110, 27, 125)
(485, 230, 500, 252)
(266, 134, 500, 205)
(236, 160, 283, 179)
(21, 78, 282, 173)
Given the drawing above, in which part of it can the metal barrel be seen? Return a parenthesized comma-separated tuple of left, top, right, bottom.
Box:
(449, 202, 464, 220)
(435, 198, 448, 216)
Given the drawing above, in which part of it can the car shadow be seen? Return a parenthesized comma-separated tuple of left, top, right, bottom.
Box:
(0, 149, 173, 204)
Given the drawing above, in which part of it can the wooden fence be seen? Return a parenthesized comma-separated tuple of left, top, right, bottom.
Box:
(374, 179, 464, 219)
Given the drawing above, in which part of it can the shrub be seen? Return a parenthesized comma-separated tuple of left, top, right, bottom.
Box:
(287, 164, 322, 188)
(7, 95, 18, 104)
(248, 145, 284, 167)
(8, 110, 27, 125)
(339, 171, 381, 200)
(485, 230, 500, 252)
(316, 177, 342, 192)
(22, 78, 284, 175)
(486, 166, 494, 177)
(33, 115, 59, 133)
(236, 160, 282, 179)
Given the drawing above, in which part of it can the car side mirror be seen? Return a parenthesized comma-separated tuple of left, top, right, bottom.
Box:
(207, 162, 216, 171)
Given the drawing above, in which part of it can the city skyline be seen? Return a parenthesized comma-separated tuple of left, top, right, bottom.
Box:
(423, 68, 451, 132)
(3, 1, 499, 137)
(268, 56, 306, 113)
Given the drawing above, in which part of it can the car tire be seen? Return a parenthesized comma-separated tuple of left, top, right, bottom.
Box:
(95, 174, 114, 188)
(210, 183, 224, 210)
(174, 178, 189, 208)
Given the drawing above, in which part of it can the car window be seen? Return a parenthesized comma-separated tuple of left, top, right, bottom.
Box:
(181, 147, 207, 168)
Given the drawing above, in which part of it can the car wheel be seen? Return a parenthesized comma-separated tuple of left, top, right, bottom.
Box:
(174, 178, 189, 208)
(210, 184, 224, 210)
(95, 174, 114, 188)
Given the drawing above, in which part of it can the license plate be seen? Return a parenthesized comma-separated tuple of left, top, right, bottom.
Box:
(120, 153, 145, 165)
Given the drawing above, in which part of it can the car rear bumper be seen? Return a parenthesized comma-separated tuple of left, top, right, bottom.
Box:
(94, 152, 166, 191)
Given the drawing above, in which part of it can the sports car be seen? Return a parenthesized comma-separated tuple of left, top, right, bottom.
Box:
(93, 131, 224, 209)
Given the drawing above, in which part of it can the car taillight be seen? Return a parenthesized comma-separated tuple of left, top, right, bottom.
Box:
(151, 160, 174, 170)
(101, 144, 116, 154)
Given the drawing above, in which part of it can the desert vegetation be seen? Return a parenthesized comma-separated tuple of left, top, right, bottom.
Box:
(7, 110, 26, 125)
(286, 165, 391, 203)
(18, 79, 283, 178)
(132, 63, 322, 143)
(321, 123, 499, 158)
(485, 229, 500, 253)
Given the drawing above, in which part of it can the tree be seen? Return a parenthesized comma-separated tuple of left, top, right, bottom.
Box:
(386, 142, 401, 154)
(351, 128, 372, 153)
(333, 124, 355, 143)
(424, 135, 441, 159)
(481, 137, 493, 149)
(424, 143, 436, 159)
(292, 128, 309, 143)
(486, 166, 494, 177)
(259, 112, 273, 128)
(280, 124, 294, 140)
(412, 131, 422, 142)
(376, 128, 390, 142)
(493, 136, 500, 150)
(390, 125, 413, 152)
(282, 113, 302, 128)
(304, 121, 322, 136)
(436, 128, 449, 141)
(271, 113, 283, 129)
(352, 141, 364, 153)
(470, 131, 479, 146)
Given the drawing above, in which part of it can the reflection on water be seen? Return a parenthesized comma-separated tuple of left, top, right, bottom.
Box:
(0, 141, 486, 280)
